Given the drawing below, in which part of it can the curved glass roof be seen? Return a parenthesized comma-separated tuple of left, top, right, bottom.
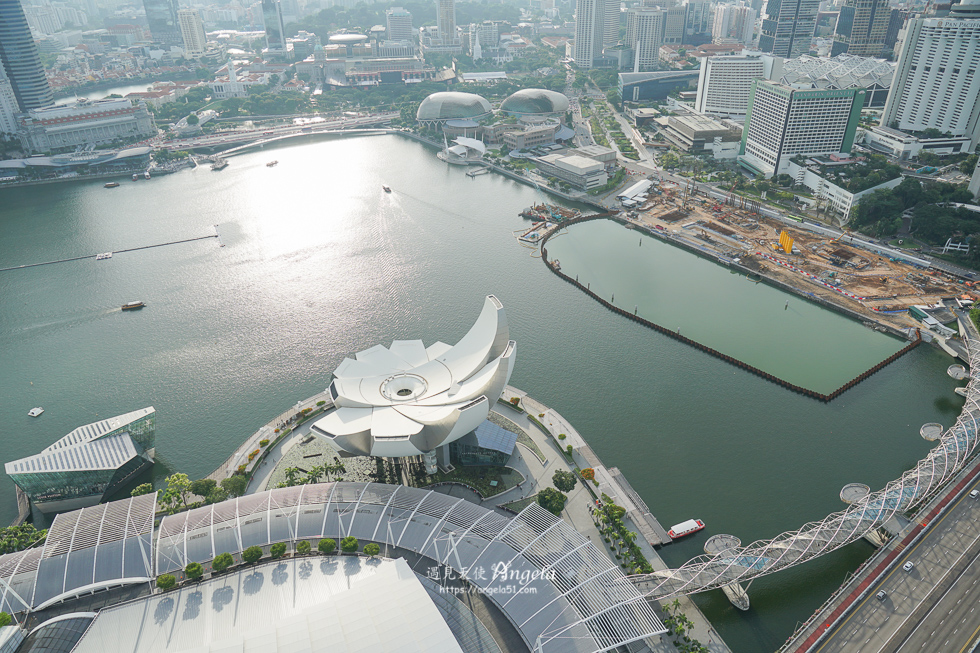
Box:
(500, 89, 570, 115)
(416, 92, 491, 122)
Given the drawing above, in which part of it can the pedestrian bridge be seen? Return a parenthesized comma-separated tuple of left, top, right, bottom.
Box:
(632, 314, 980, 604)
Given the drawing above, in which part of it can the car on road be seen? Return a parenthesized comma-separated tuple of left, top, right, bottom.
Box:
(970, 489, 979, 498)
(876, 590, 887, 601)
(903, 561, 914, 572)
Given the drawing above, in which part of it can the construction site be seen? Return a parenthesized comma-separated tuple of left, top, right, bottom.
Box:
(622, 178, 975, 339)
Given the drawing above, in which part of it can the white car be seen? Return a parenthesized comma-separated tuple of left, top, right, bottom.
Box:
(903, 561, 914, 572)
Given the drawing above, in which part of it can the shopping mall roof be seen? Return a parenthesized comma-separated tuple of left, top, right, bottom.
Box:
(416, 92, 492, 122)
(73, 557, 461, 653)
(500, 88, 570, 115)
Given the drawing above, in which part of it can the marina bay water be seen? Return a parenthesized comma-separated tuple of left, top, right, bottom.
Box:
(544, 219, 907, 394)
(0, 134, 964, 651)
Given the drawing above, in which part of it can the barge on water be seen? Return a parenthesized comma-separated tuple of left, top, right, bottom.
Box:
(520, 204, 580, 223)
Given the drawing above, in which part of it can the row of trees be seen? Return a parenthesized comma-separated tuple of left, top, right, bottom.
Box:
(155, 537, 381, 589)
(279, 460, 346, 488)
(132, 472, 248, 515)
(0, 523, 46, 555)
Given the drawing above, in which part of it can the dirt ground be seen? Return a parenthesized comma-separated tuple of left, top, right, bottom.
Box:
(628, 189, 972, 333)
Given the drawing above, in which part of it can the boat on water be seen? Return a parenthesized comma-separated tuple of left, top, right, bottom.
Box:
(382, 185, 391, 193)
(121, 301, 145, 311)
(144, 171, 151, 179)
(211, 158, 228, 171)
(668, 519, 705, 539)
(266, 161, 278, 167)
(95, 252, 113, 260)
(104, 182, 120, 188)
(131, 173, 139, 181)
(28, 407, 44, 417)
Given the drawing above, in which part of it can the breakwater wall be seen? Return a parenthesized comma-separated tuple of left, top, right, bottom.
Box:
(540, 214, 922, 402)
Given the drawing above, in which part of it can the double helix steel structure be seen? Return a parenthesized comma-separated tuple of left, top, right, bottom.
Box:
(632, 321, 980, 600)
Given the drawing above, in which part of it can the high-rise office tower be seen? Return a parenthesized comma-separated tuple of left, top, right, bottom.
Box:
(0, 64, 19, 133)
(683, 0, 712, 45)
(739, 80, 864, 176)
(603, 0, 620, 46)
(883, 8, 908, 56)
(626, 6, 664, 71)
(712, 3, 757, 45)
(573, 0, 603, 68)
(831, 0, 890, 56)
(881, 0, 980, 147)
(0, 0, 54, 111)
(436, 0, 456, 43)
(759, 0, 819, 57)
(386, 7, 414, 42)
(178, 8, 207, 57)
(142, 0, 182, 46)
(662, 4, 686, 44)
(262, 0, 286, 51)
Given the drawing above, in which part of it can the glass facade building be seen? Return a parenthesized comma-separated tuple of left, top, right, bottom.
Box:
(0, 0, 54, 110)
(5, 408, 156, 513)
(141, 0, 181, 46)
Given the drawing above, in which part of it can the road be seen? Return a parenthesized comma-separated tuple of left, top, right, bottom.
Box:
(815, 482, 980, 653)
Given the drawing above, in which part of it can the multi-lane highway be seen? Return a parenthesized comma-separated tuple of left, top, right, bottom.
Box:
(816, 482, 980, 653)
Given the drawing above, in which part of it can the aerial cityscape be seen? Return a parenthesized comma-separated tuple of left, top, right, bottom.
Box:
(1, 0, 980, 650)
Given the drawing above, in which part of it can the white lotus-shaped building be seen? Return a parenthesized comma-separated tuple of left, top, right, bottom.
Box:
(312, 296, 516, 459)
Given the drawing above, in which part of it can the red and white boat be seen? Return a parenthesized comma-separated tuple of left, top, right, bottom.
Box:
(668, 519, 705, 539)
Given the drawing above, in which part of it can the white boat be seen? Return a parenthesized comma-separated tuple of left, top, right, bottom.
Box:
(668, 519, 705, 539)
(28, 407, 44, 417)
(96, 252, 113, 260)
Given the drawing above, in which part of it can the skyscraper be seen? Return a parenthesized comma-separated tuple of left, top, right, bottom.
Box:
(386, 7, 414, 42)
(831, 0, 890, 56)
(683, 0, 712, 45)
(0, 64, 19, 133)
(759, 0, 819, 57)
(739, 80, 864, 176)
(662, 5, 686, 44)
(178, 8, 207, 57)
(712, 3, 757, 45)
(436, 0, 456, 43)
(0, 0, 54, 111)
(696, 52, 781, 117)
(603, 0, 620, 46)
(262, 0, 286, 51)
(881, 0, 980, 147)
(142, 0, 182, 46)
(626, 6, 664, 71)
(573, 0, 603, 68)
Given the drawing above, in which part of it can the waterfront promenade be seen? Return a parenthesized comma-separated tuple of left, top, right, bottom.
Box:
(257, 384, 733, 653)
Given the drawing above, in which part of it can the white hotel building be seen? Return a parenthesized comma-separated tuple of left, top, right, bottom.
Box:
(881, 0, 980, 148)
(738, 81, 865, 177)
(695, 52, 783, 119)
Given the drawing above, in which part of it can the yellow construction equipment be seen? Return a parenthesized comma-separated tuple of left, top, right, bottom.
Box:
(779, 231, 794, 254)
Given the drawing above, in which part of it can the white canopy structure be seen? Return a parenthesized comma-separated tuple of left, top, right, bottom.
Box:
(313, 296, 516, 458)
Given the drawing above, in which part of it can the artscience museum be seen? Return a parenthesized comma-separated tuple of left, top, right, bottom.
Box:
(312, 296, 516, 469)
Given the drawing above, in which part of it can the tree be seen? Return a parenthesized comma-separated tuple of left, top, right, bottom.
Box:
(269, 542, 287, 558)
(186, 113, 200, 125)
(164, 473, 192, 509)
(242, 545, 263, 564)
(0, 524, 46, 554)
(190, 478, 216, 498)
(341, 536, 359, 553)
(0, 612, 10, 628)
(185, 562, 204, 579)
(156, 574, 176, 590)
(206, 487, 229, 504)
(131, 483, 153, 497)
(537, 488, 567, 516)
(221, 475, 248, 498)
(363, 543, 380, 557)
(318, 538, 337, 554)
(960, 154, 978, 175)
(296, 540, 311, 554)
(552, 470, 577, 493)
(212, 552, 234, 572)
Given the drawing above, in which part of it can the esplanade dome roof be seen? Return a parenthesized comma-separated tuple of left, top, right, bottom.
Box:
(416, 92, 492, 122)
(500, 89, 570, 115)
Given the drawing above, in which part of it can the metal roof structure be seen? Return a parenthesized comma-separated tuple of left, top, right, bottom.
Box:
(154, 483, 665, 653)
(631, 316, 980, 602)
(5, 408, 155, 475)
(313, 296, 516, 458)
(416, 92, 492, 122)
(73, 557, 462, 653)
(778, 54, 894, 93)
(500, 89, 570, 115)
